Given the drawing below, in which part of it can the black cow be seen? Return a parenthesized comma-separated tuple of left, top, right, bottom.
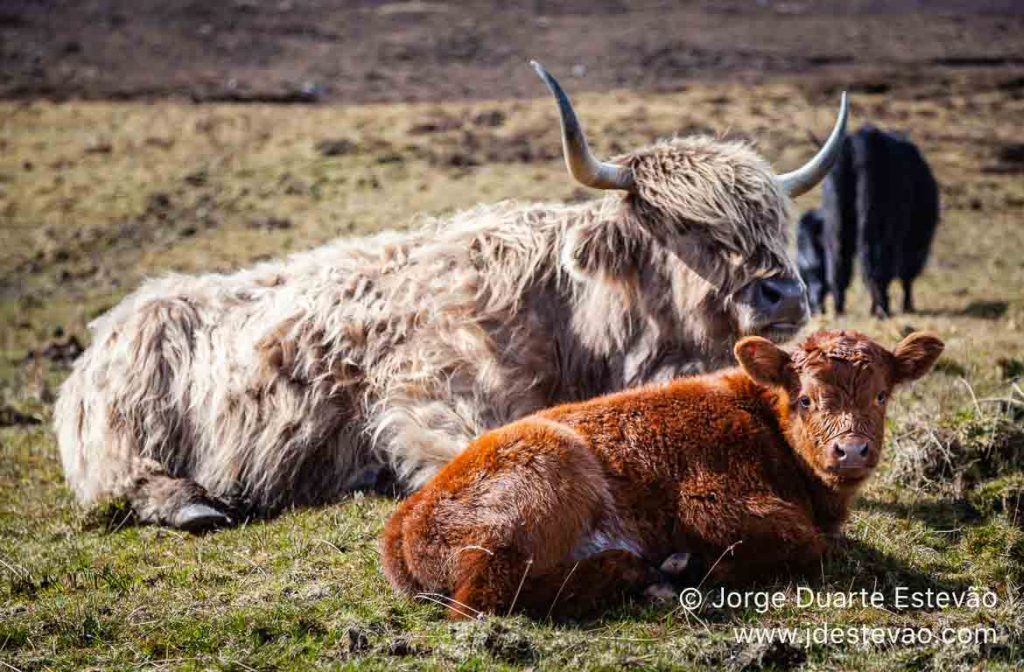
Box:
(797, 209, 827, 315)
(797, 125, 940, 317)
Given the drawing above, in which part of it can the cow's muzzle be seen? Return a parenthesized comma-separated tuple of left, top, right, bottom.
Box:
(743, 276, 808, 337)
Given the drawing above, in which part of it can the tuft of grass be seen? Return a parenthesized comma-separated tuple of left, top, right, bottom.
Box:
(885, 387, 1024, 494)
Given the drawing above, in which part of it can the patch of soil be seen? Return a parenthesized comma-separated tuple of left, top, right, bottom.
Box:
(424, 128, 561, 168)
(983, 142, 1024, 173)
(728, 639, 807, 670)
(0, 405, 42, 428)
(247, 216, 292, 231)
(315, 138, 358, 157)
(482, 624, 537, 666)
(3, 174, 227, 295)
(959, 299, 1010, 319)
(24, 335, 84, 367)
(386, 636, 428, 657)
(344, 626, 370, 654)
(1, 1, 1021, 104)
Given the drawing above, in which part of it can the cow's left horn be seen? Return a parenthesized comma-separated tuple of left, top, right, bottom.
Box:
(531, 60, 635, 192)
(778, 92, 849, 198)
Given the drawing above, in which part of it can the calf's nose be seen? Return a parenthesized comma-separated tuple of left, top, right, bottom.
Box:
(753, 277, 808, 326)
(832, 438, 872, 469)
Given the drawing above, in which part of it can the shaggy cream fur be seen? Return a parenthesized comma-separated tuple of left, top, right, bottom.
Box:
(55, 136, 805, 526)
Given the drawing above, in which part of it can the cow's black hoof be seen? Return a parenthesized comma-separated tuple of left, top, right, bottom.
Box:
(172, 502, 232, 532)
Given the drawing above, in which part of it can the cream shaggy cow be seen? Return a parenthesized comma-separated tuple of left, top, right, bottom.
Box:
(55, 63, 848, 530)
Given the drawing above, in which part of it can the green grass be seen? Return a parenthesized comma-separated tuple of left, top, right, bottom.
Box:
(1, 76, 1023, 670)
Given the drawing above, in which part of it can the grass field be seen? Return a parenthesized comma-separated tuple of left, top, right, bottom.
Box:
(1, 75, 1023, 670)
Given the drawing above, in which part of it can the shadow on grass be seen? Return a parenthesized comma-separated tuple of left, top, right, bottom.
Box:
(817, 534, 971, 597)
(544, 531, 972, 631)
(859, 495, 984, 530)
(912, 299, 1009, 320)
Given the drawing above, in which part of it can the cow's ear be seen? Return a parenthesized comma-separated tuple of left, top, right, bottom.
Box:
(735, 337, 797, 390)
(562, 208, 648, 283)
(892, 331, 944, 385)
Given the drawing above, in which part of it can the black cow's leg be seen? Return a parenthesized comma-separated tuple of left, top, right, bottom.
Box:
(808, 285, 827, 315)
(833, 288, 846, 315)
(832, 249, 852, 315)
(902, 278, 915, 313)
(868, 279, 891, 319)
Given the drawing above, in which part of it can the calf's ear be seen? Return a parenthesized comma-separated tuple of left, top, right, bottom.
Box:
(892, 331, 944, 384)
(734, 337, 796, 390)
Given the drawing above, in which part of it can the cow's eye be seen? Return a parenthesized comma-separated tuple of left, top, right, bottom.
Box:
(798, 395, 812, 409)
(877, 391, 888, 404)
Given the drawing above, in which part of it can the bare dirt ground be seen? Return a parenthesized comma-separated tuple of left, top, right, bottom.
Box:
(2, 0, 1023, 104)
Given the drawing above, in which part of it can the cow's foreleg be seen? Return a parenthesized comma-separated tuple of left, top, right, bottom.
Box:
(867, 278, 891, 319)
(901, 278, 915, 313)
(127, 469, 235, 532)
(57, 294, 238, 532)
(808, 284, 827, 316)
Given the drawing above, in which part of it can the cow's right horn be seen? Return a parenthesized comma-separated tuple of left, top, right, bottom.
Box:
(531, 61, 635, 192)
(778, 92, 850, 198)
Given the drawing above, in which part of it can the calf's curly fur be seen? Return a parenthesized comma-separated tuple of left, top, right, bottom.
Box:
(380, 330, 944, 619)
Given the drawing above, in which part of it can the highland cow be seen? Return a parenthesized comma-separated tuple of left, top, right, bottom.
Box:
(55, 63, 848, 530)
(380, 330, 944, 619)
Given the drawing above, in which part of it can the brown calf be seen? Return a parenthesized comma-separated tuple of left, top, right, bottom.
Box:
(380, 330, 944, 619)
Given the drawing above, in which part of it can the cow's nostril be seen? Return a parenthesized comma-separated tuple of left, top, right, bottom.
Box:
(759, 281, 783, 306)
(833, 443, 846, 459)
(858, 443, 870, 457)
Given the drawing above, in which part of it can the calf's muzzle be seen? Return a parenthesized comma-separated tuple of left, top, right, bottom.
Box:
(831, 436, 875, 472)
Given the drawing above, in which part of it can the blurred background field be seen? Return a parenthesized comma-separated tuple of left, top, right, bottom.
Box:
(1, 2, 1023, 670)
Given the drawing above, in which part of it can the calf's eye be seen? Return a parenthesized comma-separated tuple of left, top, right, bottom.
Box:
(798, 395, 812, 409)
(877, 391, 888, 404)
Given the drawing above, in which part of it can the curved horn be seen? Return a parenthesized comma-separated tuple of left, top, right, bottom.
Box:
(778, 92, 849, 198)
(530, 60, 635, 192)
